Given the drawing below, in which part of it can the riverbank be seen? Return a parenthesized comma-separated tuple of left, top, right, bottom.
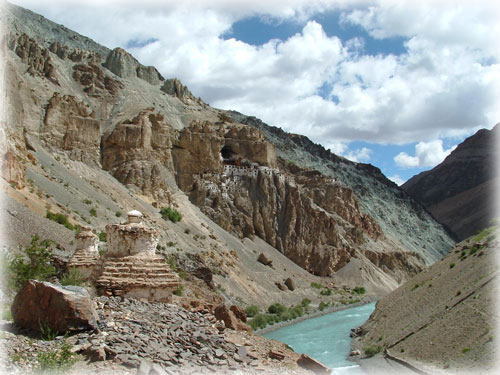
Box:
(256, 296, 378, 335)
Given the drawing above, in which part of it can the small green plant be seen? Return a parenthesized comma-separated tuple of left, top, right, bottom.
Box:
(60, 268, 84, 286)
(178, 270, 187, 280)
(40, 321, 58, 341)
(456, 290, 462, 296)
(9, 235, 56, 290)
(160, 207, 182, 223)
(319, 301, 329, 311)
(184, 228, 191, 234)
(83, 199, 92, 205)
(37, 341, 77, 372)
(320, 288, 333, 296)
(89, 208, 97, 217)
(173, 284, 184, 296)
(167, 241, 176, 247)
(115, 211, 122, 217)
(46, 211, 74, 230)
(364, 345, 382, 358)
(98, 232, 107, 242)
(352, 286, 366, 295)
(411, 283, 420, 290)
(167, 256, 177, 271)
(245, 305, 259, 317)
(462, 348, 470, 353)
(450, 263, 456, 269)
(310, 282, 322, 289)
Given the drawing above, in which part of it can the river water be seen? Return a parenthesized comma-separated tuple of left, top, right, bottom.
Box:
(263, 302, 376, 374)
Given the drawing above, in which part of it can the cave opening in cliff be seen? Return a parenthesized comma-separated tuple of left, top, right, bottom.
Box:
(221, 146, 236, 163)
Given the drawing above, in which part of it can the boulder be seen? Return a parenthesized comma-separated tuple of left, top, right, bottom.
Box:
(11, 280, 99, 334)
(268, 349, 285, 360)
(214, 304, 238, 330)
(257, 253, 272, 266)
(230, 305, 247, 322)
(284, 277, 295, 291)
(297, 354, 332, 375)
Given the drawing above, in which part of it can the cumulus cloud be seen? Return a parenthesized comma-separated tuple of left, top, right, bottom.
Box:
(388, 175, 405, 186)
(344, 147, 372, 163)
(10, 0, 500, 150)
(394, 140, 456, 168)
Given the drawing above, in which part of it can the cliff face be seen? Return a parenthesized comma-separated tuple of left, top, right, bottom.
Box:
(402, 126, 498, 240)
(1, 2, 453, 299)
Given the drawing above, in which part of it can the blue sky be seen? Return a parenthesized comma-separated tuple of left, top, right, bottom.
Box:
(12, 0, 500, 185)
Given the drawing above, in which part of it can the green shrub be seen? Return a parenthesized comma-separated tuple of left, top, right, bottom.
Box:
(301, 298, 311, 308)
(268, 303, 286, 315)
(37, 341, 77, 372)
(462, 348, 470, 353)
(320, 288, 332, 296)
(290, 305, 304, 318)
(178, 270, 187, 280)
(364, 345, 382, 358)
(60, 268, 84, 287)
(319, 301, 329, 311)
(167, 256, 177, 271)
(245, 305, 259, 317)
(173, 284, 184, 296)
(310, 282, 322, 289)
(89, 208, 97, 217)
(352, 286, 366, 295)
(248, 313, 268, 330)
(160, 207, 182, 223)
(9, 235, 56, 290)
(98, 232, 107, 242)
(115, 211, 122, 217)
(83, 199, 92, 205)
(46, 211, 74, 230)
(450, 263, 455, 269)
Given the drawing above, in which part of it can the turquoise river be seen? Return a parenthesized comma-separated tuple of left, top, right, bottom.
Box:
(263, 302, 376, 374)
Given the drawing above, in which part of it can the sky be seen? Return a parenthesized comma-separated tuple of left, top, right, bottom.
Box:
(10, 0, 500, 185)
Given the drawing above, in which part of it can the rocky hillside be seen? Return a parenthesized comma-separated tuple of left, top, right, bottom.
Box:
(351, 224, 498, 374)
(0, 0, 453, 308)
(402, 126, 498, 241)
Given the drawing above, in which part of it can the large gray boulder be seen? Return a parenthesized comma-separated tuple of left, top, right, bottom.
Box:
(11, 280, 99, 334)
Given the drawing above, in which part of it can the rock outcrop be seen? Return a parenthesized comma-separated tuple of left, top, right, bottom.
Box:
(7, 33, 58, 84)
(403, 125, 499, 240)
(101, 110, 175, 201)
(42, 92, 101, 164)
(11, 280, 99, 334)
(104, 47, 164, 85)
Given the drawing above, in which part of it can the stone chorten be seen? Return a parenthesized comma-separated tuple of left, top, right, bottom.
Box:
(67, 227, 100, 280)
(95, 210, 179, 301)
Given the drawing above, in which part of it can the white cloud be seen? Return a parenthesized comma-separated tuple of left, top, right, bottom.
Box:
(394, 140, 456, 168)
(10, 0, 500, 149)
(388, 175, 405, 186)
(344, 147, 372, 163)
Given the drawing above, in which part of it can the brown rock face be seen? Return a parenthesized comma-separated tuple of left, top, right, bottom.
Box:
(11, 280, 99, 334)
(8, 33, 58, 84)
(73, 63, 123, 96)
(101, 110, 174, 200)
(42, 93, 101, 164)
(2, 149, 26, 189)
(161, 78, 198, 104)
(104, 47, 163, 85)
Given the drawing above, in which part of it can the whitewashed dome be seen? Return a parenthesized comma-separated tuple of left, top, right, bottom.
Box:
(127, 210, 143, 217)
